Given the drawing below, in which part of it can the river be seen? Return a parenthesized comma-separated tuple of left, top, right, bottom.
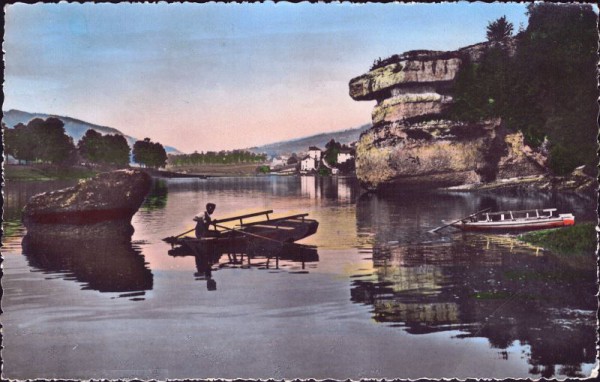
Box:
(1, 176, 597, 379)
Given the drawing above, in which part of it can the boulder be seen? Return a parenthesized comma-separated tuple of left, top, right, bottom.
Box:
(22, 169, 152, 240)
(356, 119, 501, 190)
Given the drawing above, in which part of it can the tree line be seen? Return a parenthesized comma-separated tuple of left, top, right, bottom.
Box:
(4, 117, 168, 169)
(448, 3, 597, 175)
(168, 150, 267, 166)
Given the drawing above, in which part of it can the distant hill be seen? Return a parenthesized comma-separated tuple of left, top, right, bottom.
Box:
(2, 109, 182, 154)
(248, 124, 371, 157)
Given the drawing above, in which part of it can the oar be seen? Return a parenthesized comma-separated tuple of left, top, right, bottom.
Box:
(162, 227, 196, 243)
(428, 207, 492, 234)
(214, 223, 284, 244)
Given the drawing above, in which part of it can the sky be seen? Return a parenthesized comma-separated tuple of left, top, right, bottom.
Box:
(4, 2, 530, 153)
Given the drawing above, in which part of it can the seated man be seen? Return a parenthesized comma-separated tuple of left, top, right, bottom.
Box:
(194, 202, 219, 238)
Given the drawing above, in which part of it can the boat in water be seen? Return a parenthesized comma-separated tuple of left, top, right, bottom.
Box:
(444, 208, 575, 232)
(163, 209, 319, 253)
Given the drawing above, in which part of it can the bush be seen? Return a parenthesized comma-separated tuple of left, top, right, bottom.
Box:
(257, 165, 270, 174)
(519, 223, 596, 255)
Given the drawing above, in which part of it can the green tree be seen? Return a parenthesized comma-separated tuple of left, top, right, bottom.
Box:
(6, 118, 76, 164)
(78, 129, 130, 167)
(133, 138, 167, 168)
(78, 129, 103, 163)
(486, 16, 514, 42)
(451, 4, 597, 175)
(508, 3, 598, 174)
(324, 139, 341, 165)
(102, 134, 130, 167)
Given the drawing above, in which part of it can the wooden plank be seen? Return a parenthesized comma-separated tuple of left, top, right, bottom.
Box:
(211, 210, 273, 225)
(240, 213, 309, 227)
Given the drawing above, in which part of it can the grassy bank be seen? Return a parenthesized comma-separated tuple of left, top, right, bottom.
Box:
(518, 223, 597, 255)
(166, 162, 268, 176)
(4, 164, 99, 181)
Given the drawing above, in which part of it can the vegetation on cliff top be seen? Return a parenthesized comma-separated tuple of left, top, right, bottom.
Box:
(449, 3, 598, 176)
(518, 223, 597, 255)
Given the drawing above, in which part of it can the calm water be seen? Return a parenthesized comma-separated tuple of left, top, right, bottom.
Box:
(2, 176, 597, 379)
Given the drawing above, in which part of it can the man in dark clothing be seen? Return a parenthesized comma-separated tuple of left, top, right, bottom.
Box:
(194, 203, 217, 238)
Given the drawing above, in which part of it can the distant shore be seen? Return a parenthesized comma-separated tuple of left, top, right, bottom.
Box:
(3, 163, 265, 181)
(164, 162, 267, 177)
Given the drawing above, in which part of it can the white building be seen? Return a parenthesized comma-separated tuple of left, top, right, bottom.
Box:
(308, 146, 322, 161)
(337, 150, 354, 164)
(300, 156, 318, 172)
(269, 156, 288, 170)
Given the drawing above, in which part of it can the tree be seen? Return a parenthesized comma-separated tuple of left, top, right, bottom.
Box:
(509, 3, 598, 174)
(451, 4, 597, 175)
(324, 139, 341, 165)
(486, 16, 514, 42)
(78, 129, 130, 167)
(78, 129, 103, 163)
(133, 138, 167, 169)
(102, 134, 130, 167)
(5, 118, 76, 164)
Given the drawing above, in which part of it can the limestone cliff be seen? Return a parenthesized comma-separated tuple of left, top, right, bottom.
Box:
(349, 42, 546, 191)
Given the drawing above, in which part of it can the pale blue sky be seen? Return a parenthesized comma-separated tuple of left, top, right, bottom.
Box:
(4, 2, 530, 152)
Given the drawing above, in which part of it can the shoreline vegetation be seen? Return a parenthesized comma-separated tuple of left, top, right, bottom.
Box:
(3, 162, 269, 181)
(518, 223, 597, 256)
(4, 163, 100, 181)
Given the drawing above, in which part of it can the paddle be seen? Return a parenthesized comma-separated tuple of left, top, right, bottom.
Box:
(162, 227, 196, 243)
(428, 207, 492, 233)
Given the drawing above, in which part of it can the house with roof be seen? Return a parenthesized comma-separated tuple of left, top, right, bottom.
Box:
(269, 155, 289, 170)
(307, 146, 322, 161)
(337, 147, 354, 164)
(300, 155, 318, 173)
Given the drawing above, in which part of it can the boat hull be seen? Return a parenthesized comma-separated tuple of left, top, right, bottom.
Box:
(451, 216, 575, 232)
(172, 218, 319, 253)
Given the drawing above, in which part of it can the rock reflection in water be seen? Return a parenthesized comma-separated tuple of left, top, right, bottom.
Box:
(169, 242, 319, 290)
(354, 192, 597, 378)
(22, 233, 153, 299)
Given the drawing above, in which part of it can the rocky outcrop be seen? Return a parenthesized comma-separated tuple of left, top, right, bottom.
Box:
(23, 169, 152, 241)
(356, 119, 503, 190)
(349, 41, 547, 191)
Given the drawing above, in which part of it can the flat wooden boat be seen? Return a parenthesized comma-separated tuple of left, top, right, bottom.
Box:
(164, 210, 318, 253)
(446, 208, 575, 232)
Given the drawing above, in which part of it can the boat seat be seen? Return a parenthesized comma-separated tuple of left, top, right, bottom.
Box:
(248, 224, 295, 230)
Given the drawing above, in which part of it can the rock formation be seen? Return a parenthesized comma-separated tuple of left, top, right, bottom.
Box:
(22, 169, 152, 241)
(349, 42, 547, 191)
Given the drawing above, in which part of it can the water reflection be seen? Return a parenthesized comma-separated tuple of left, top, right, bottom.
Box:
(354, 191, 597, 378)
(22, 234, 153, 299)
(163, 175, 359, 203)
(169, 242, 319, 290)
(141, 179, 168, 211)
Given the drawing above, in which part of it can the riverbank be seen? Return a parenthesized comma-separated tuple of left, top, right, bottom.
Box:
(4, 164, 99, 181)
(518, 223, 597, 255)
(3, 164, 208, 181)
